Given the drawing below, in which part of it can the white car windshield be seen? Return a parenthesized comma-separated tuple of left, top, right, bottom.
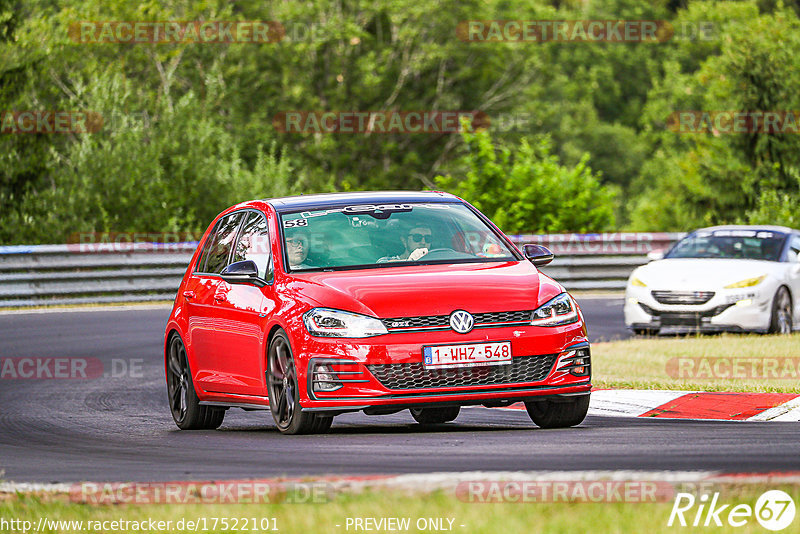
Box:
(666, 229, 787, 261)
(280, 202, 517, 271)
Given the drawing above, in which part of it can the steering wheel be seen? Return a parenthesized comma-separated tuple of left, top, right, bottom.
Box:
(419, 247, 474, 261)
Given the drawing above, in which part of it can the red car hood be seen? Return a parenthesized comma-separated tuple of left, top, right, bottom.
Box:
(287, 261, 563, 318)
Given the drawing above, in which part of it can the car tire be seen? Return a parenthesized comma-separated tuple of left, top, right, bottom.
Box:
(525, 394, 590, 429)
(769, 287, 793, 335)
(409, 406, 460, 425)
(266, 330, 332, 435)
(166, 334, 225, 430)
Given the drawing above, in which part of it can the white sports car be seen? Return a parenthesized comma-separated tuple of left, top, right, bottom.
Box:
(624, 225, 800, 335)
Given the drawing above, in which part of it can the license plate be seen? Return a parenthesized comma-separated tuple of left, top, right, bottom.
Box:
(422, 341, 512, 369)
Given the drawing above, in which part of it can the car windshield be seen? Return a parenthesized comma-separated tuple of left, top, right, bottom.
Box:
(280, 202, 518, 271)
(665, 229, 787, 261)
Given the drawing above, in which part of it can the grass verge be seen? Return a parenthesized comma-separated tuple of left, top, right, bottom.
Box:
(1, 485, 799, 533)
(592, 333, 800, 393)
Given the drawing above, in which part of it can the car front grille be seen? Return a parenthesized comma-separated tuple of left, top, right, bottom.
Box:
(651, 290, 715, 305)
(639, 303, 735, 324)
(381, 310, 533, 333)
(366, 354, 557, 390)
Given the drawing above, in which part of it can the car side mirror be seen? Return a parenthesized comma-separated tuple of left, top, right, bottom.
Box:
(523, 244, 554, 267)
(647, 250, 664, 261)
(221, 260, 265, 286)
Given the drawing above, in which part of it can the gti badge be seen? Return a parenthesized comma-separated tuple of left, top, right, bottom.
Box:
(449, 310, 474, 334)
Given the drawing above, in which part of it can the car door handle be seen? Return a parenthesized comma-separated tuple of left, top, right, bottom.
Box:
(182, 291, 195, 299)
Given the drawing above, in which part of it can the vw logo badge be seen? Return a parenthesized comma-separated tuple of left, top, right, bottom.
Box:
(449, 310, 474, 334)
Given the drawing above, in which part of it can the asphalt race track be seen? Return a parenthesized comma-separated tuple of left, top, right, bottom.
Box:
(2, 298, 798, 483)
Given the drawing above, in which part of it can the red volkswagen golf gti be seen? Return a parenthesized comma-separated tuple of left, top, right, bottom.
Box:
(164, 191, 591, 434)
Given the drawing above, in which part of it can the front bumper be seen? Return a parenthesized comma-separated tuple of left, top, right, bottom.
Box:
(292, 322, 591, 412)
(624, 285, 772, 333)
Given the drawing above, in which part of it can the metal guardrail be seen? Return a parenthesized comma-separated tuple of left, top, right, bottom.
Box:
(516, 232, 686, 290)
(0, 233, 685, 308)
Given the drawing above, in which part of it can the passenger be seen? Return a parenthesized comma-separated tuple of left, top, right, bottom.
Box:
(285, 230, 313, 269)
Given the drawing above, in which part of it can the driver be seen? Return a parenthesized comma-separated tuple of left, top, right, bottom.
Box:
(378, 224, 432, 262)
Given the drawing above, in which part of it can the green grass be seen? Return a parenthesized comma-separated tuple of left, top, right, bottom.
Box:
(2, 485, 799, 533)
(592, 334, 800, 393)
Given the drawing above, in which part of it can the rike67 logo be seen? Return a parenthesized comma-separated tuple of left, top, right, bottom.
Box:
(669, 490, 796, 531)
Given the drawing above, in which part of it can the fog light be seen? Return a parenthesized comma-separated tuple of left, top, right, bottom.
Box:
(313, 364, 342, 392)
(556, 348, 591, 377)
(735, 298, 752, 307)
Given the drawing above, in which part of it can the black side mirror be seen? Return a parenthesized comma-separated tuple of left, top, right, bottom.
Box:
(221, 260, 265, 286)
(523, 244, 554, 267)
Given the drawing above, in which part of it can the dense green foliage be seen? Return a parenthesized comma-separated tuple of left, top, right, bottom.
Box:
(1, 0, 799, 243)
(437, 123, 617, 234)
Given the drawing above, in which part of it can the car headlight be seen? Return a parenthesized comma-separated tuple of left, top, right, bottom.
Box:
(630, 277, 647, 287)
(724, 275, 766, 289)
(531, 293, 579, 327)
(303, 308, 388, 338)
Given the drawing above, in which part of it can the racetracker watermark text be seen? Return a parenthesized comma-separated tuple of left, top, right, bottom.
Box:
(666, 357, 800, 380)
(0, 111, 102, 134)
(66, 232, 202, 253)
(70, 481, 331, 504)
(272, 111, 489, 134)
(456, 480, 676, 502)
(0, 358, 142, 380)
(69, 21, 284, 43)
(457, 20, 672, 42)
(668, 111, 800, 134)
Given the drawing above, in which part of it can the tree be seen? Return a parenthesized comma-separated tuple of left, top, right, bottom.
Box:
(437, 122, 617, 234)
(629, 1, 800, 230)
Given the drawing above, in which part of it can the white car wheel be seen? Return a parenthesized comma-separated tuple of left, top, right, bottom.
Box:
(769, 287, 793, 335)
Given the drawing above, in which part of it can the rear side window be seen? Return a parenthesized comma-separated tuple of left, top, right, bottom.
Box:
(195, 219, 221, 272)
(232, 211, 272, 280)
(198, 212, 245, 274)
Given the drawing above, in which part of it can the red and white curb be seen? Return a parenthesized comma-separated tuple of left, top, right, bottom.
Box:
(589, 390, 800, 421)
(503, 390, 800, 421)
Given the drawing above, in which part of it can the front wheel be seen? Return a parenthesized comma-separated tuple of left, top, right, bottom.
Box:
(410, 406, 460, 425)
(769, 287, 793, 335)
(525, 395, 590, 429)
(266, 330, 332, 435)
(165, 334, 225, 430)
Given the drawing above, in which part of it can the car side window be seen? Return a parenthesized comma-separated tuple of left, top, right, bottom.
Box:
(232, 211, 272, 281)
(789, 235, 800, 262)
(195, 219, 221, 273)
(201, 212, 245, 274)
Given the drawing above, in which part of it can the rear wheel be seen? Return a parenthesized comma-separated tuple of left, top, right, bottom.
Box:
(410, 406, 460, 425)
(267, 330, 332, 435)
(525, 395, 590, 429)
(769, 287, 793, 335)
(166, 334, 225, 430)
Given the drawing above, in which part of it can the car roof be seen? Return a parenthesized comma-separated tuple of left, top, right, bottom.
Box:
(264, 190, 459, 213)
(694, 224, 797, 234)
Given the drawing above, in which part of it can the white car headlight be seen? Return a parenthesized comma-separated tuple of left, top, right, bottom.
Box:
(303, 308, 388, 338)
(531, 293, 579, 327)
